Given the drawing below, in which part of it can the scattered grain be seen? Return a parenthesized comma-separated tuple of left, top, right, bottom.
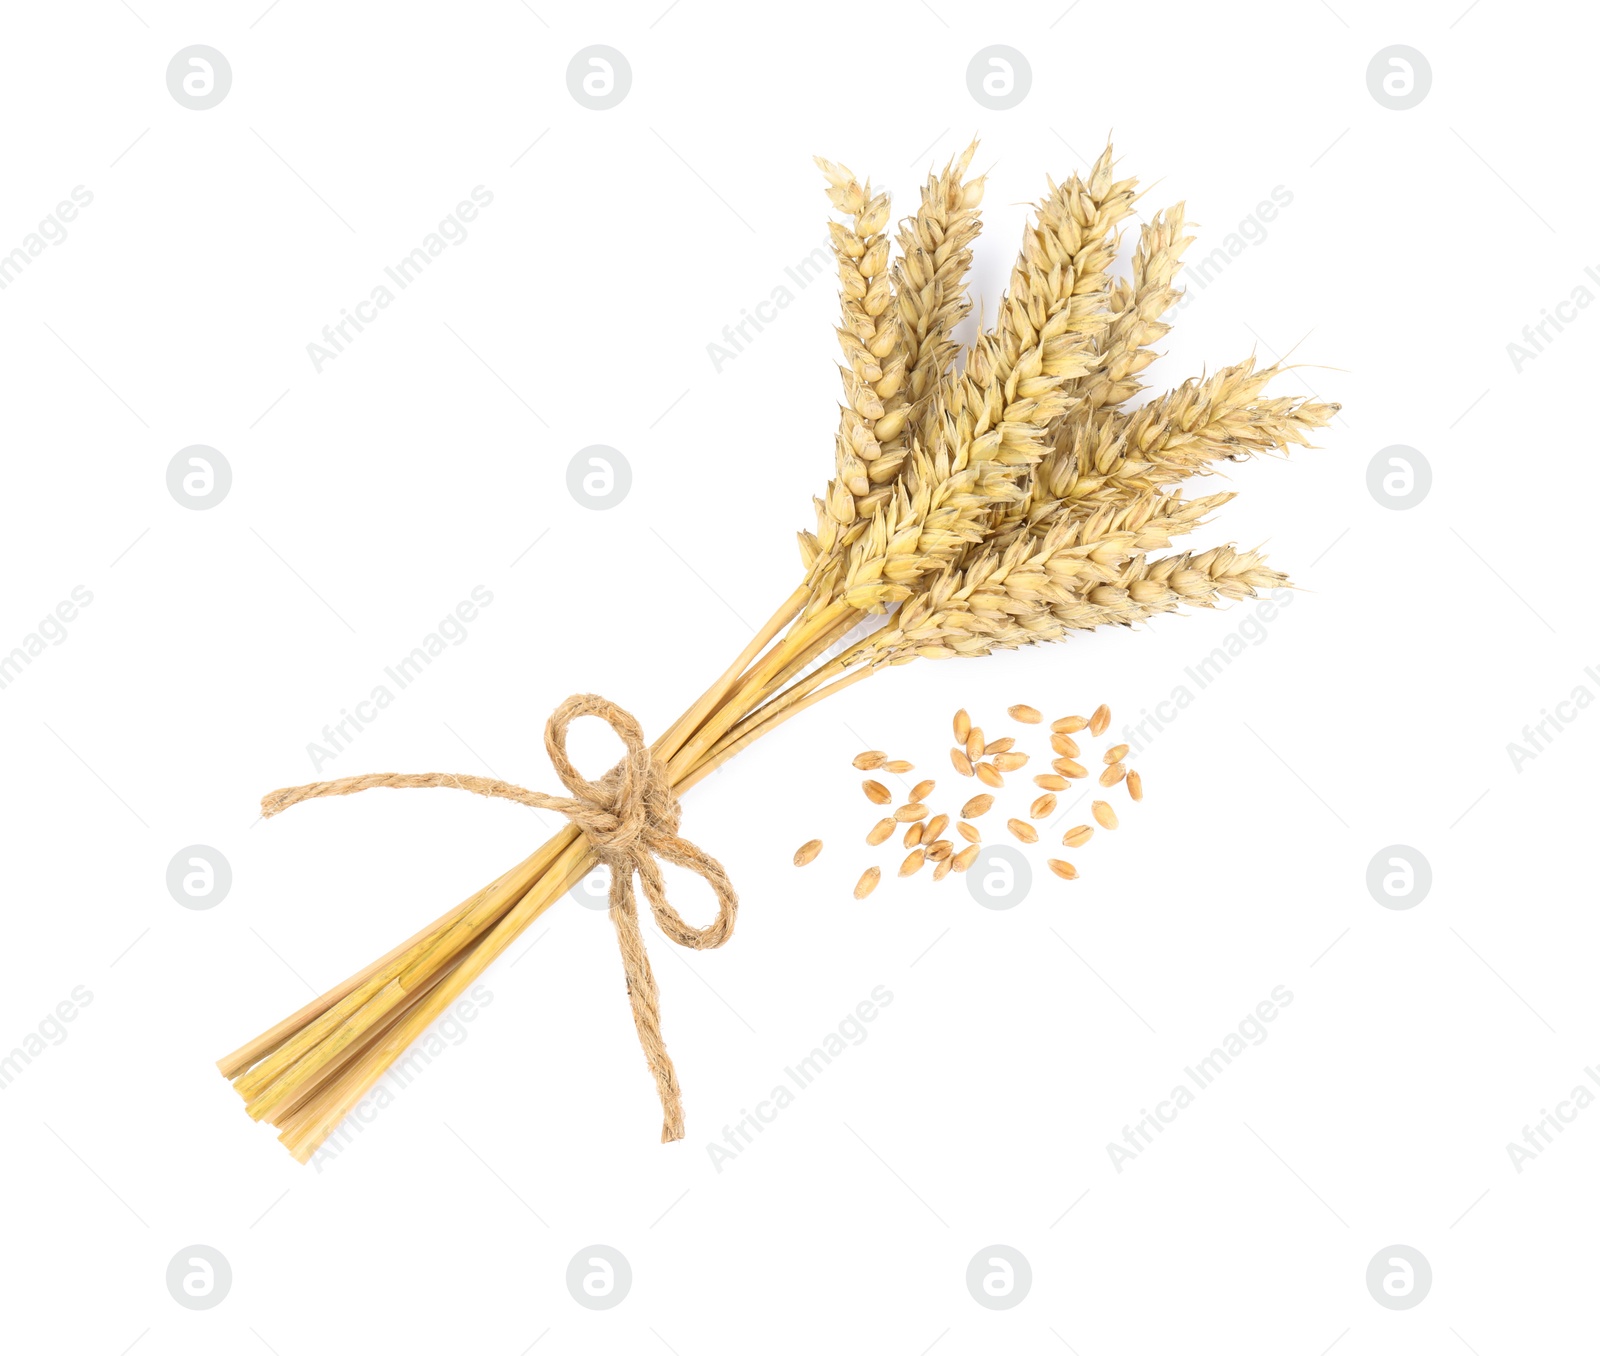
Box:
(1031, 793, 1057, 819)
(952, 844, 980, 872)
(862, 779, 891, 804)
(950, 747, 974, 776)
(965, 727, 985, 760)
(1092, 800, 1118, 829)
(854, 866, 881, 899)
(1104, 744, 1129, 765)
(894, 802, 930, 822)
(1007, 818, 1039, 844)
(953, 708, 971, 743)
(1047, 858, 1079, 881)
(1127, 770, 1144, 801)
(866, 818, 895, 845)
(925, 814, 950, 842)
(910, 778, 936, 802)
(853, 751, 887, 770)
(902, 822, 923, 848)
(884, 759, 914, 774)
(1089, 704, 1111, 736)
(983, 736, 1015, 755)
(899, 848, 926, 877)
(957, 821, 980, 844)
(961, 793, 995, 818)
(1034, 773, 1069, 791)
(1052, 716, 1088, 734)
(992, 751, 1029, 772)
(1099, 762, 1126, 787)
(1062, 825, 1094, 848)
(975, 762, 1004, 788)
(925, 839, 953, 862)
(1008, 704, 1043, 724)
(932, 856, 954, 880)
(1053, 758, 1087, 778)
(793, 839, 823, 867)
(1051, 732, 1080, 758)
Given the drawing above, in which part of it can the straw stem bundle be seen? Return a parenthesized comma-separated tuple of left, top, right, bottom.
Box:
(219, 141, 1336, 1160)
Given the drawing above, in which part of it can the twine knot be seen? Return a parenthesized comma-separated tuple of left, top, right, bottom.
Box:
(260, 693, 738, 1142)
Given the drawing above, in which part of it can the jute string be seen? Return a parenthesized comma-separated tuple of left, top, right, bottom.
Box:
(259, 693, 738, 1143)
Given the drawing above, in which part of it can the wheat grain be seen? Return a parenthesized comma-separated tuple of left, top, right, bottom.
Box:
(953, 708, 971, 742)
(894, 802, 929, 822)
(962, 793, 995, 818)
(1034, 774, 1068, 791)
(1099, 762, 1126, 787)
(853, 750, 887, 769)
(1127, 770, 1143, 801)
(1092, 800, 1118, 829)
(855, 866, 881, 899)
(1089, 704, 1110, 736)
(885, 759, 914, 773)
(1104, 743, 1129, 764)
(926, 839, 953, 862)
(903, 822, 923, 848)
(863, 779, 891, 804)
(932, 855, 954, 880)
(925, 814, 949, 842)
(1053, 758, 1087, 778)
(1008, 704, 1042, 724)
(1031, 793, 1057, 819)
(957, 821, 980, 844)
(965, 727, 985, 759)
(1051, 733, 1080, 758)
(899, 848, 926, 876)
(1063, 825, 1094, 848)
(1047, 859, 1079, 881)
(1007, 818, 1039, 844)
(983, 736, 1014, 755)
(866, 818, 895, 845)
(794, 839, 823, 866)
(910, 778, 936, 802)
(1053, 716, 1087, 734)
(975, 762, 1004, 788)
(952, 844, 980, 872)
(950, 747, 974, 776)
(992, 751, 1029, 772)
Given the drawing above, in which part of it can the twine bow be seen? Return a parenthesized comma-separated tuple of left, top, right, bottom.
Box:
(260, 693, 738, 1142)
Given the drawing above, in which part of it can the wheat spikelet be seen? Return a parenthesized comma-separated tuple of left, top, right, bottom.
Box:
(845, 505, 1286, 665)
(1051, 359, 1339, 510)
(803, 147, 985, 576)
(1069, 203, 1194, 417)
(893, 142, 986, 454)
(806, 158, 908, 596)
(812, 146, 1141, 616)
(954, 145, 1139, 549)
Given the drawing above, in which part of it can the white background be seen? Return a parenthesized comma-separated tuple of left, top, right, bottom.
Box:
(1, 1, 1593, 1351)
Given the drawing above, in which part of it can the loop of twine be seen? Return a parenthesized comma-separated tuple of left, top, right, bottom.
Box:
(260, 693, 738, 1143)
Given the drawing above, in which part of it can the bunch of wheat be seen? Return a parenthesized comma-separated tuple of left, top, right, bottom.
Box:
(219, 142, 1336, 1160)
